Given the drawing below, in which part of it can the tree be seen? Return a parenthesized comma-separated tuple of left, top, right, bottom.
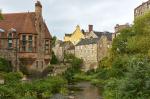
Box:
(99, 11, 150, 99)
(50, 51, 58, 64)
(51, 36, 57, 47)
(0, 10, 3, 20)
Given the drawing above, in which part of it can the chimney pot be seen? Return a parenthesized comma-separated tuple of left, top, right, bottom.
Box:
(89, 25, 93, 32)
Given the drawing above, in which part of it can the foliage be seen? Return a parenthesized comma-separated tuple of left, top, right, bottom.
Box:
(112, 27, 135, 54)
(0, 57, 12, 72)
(103, 56, 150, 99)
(50, 51, 59, 64)
(117, 57, 150, 99)
(0, 75, 67, 99)
(88, 11, 150, 99)
(0, 10, 3, 20)
(63, 54, 83, 83)
(51, 36, 57, 47)
(4, 72, 23, 84)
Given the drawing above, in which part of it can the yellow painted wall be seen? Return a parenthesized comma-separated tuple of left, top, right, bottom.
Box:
(64, 25, 84, 45)
(64, 36, 70, 42)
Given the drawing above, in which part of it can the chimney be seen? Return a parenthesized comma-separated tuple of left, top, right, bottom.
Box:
(89, 25, 93, 32)
(35, 1, 42, 17)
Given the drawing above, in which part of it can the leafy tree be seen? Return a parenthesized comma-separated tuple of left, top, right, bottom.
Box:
(63, 54, 83, 83)
(0, 10, 3, 20)
(97, 11, 150, 99)
(51, 36, 57, 47)
(50, 51, 58, 64)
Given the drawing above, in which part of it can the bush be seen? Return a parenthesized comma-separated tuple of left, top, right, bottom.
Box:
(4, 72, 23, 83)
(63, 55, 83, 83)
(0, 76, 67, 99)
(102, 56, 150, 99)
(0, 57, 12, 72)
(117, 57, 150, 99)
(50, 51, 59, 64)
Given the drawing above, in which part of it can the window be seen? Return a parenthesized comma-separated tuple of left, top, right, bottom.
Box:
(28, 35, 33, 52)
(22, 35, 26, 51)
(35, 36, 37, 52)
(45, 40, 49, 54)
(8, 33, 12, 48)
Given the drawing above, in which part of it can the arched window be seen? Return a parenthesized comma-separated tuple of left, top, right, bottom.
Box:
(8, 33, 13, 48)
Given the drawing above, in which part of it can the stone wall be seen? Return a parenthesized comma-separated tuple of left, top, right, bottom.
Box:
(75, 44, 98, 71)
(0, 49, 19, 71)
(134, 0, 150, 18)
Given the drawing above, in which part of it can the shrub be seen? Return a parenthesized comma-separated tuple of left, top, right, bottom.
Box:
(63, 55, 83, 83)
(4, 72, 23, 84)
(0, 76, 67, 99)
(50, 51, 59, 64)
(0, 57, 12, 72)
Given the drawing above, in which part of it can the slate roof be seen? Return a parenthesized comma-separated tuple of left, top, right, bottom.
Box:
(76, 38, 99, 46)
(60, 41, 74, 47)
(0, 12, 52, 39)
(103, 32, 112, 41)
(93, 31, 112, 41)
(93, 31, 103, 37)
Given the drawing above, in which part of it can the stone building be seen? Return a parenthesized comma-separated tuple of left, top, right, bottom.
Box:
(134, 0, 150, 18)
(75, 31, 112, 71)
(0, 1, 52, 72)
(53, 40, 74, 62)
(114, 23, 130, 37)
(52, 40, 64, 62)
(66, 45, 75, 55)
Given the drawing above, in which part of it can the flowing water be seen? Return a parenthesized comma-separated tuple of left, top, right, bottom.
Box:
(51, 82, 103, 99)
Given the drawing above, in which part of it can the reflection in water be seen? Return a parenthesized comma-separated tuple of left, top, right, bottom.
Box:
(51, 82, 102, 99)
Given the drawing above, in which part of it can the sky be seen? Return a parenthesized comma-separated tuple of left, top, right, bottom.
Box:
(0, 0, 148, 40)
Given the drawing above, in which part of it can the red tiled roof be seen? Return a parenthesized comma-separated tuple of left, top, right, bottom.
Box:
(44, 22, 52, 39)
(0, 12, 51, 39)
(0, 12, 36, 33)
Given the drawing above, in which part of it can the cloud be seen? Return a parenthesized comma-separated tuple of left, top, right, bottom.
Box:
(0, 0, 148, 40)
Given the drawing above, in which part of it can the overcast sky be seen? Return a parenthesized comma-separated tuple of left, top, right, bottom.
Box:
(0, 0, 148, 40)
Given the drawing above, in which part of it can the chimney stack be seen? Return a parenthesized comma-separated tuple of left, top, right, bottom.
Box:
(89, 25, 93, 32)
(35, 1, 42, 17)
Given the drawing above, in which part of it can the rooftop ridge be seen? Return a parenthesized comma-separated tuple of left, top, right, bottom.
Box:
(2, 12, 35, 15)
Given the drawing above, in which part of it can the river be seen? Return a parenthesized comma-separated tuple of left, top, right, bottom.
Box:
(51, 82, 103, 99)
